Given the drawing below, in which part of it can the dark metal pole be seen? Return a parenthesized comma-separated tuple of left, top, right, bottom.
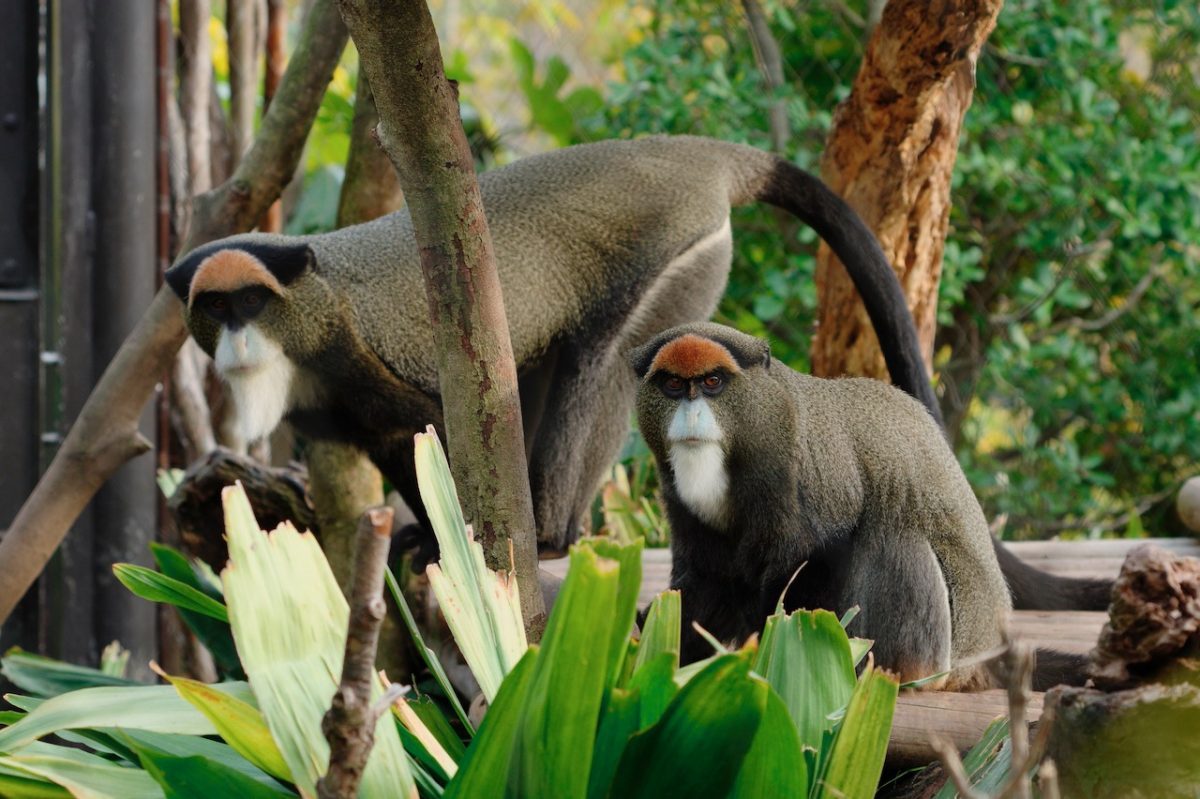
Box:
(36, 0, 100, 666)
(0, 0, 45, 658)
(90, 0, 159, 679)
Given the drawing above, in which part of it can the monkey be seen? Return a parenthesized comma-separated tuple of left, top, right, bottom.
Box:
(630, 322, 1094, 690)
(165, 134, 1109, 613)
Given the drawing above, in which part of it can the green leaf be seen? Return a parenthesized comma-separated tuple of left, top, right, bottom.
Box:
(0, 770, 73, 799)
(0, 742, 164, 799)
(578, 538, 643, 691)
(587, 653, 677, 799)
(126, 739, 296, 799)
(632, 591, 680, 677)
(606, 653, 767, 799)
(515, 545, 620, 799)
(443, 650, 538, 799)
(1, 650, 135, 697)
(405, 695, 466, 763)
(730, 686, 809, 798)
(813, 665, 898, 799)
(385, 568, 474, 736)
(113, 564, 229, 623)
(0, 683, 243, 752)
(755, 609, 856, 751)
(933, 718, 1011, 799)
(115, 729, 288, 793)
(159, 673, 291, 781)
(149, 545, 243, 679)
(416, 429, 527, 702)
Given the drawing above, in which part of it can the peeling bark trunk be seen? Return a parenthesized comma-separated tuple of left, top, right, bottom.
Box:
(811, 0, 1002, 383)
(337, 0, 546, 638)
(0, 0, 348, 625)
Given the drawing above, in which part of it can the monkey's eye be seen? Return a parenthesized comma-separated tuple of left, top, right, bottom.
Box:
(207, 296, 227, 312)
(243, 292, 262, 307)
(702, 374, 723, 391)
(662, 376, 686, 398)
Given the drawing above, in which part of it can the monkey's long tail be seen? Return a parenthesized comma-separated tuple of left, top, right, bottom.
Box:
(753, 158, 943, 427)
(992, 538, 1114, 611)
(1033, 648, 1092, 691)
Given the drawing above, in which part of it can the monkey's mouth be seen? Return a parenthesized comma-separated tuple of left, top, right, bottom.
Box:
(670, 436, 721, 445)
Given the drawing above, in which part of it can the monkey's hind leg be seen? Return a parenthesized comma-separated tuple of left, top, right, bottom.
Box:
(837, 533, 954, 688)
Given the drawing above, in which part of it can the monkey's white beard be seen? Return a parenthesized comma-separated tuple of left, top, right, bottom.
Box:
(214, 325, 296, 449)
(667, 399, 729, 528)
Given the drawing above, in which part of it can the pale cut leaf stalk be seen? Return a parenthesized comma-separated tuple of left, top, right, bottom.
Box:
(220, 483, 416, 799)
(391, 691, 458, 778)
(414, 429, 527, 701)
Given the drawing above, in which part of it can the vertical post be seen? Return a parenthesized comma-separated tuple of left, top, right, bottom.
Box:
(0, 0, 46, 658)
(90, 0, 160, 679)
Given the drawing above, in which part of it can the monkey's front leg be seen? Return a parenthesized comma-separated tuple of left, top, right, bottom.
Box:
(674, 575, 759, 664)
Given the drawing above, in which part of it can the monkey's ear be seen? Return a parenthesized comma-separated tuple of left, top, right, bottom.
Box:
(239, 242, 314, 287)
(761, 341, 771, 371)
(628, 337, 662, 380)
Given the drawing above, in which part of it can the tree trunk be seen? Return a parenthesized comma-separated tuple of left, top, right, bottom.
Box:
(336, 0, 547, 639)
(0, 0, 348, 627)
(811, 0, 1002, 384)
(227, 0, 259, 160)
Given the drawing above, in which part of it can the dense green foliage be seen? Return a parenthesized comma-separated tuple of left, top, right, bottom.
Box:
(591, 0, 1200, 538)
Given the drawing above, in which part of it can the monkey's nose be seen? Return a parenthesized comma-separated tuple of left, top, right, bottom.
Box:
(234, 332, 249, 358)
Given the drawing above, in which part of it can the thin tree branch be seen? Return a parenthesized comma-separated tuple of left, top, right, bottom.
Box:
(179, 0, 213, 195)
(317, 506, 395, 799)
(740, 0, 789, 154)
(227, 0, 259, 159)
(336, 0, 547, 639)
(0, 0, 348, 625)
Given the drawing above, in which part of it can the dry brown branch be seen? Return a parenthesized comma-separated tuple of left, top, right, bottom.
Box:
(811, 0, 1003, 383)
(317, 506, 395, 799)
(260, 0, 289, 233)
(179, 0, 213, 195)
(336, 0, 546, 638)
(227, 0, 260, 160)
(0, 0, 348, 625)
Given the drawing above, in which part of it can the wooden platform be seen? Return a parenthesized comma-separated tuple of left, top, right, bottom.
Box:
(542, 536, 1200, 764)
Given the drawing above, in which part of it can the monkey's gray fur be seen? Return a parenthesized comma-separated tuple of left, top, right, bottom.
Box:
(631, 322, 1085, 690)
(166, 135, 1110, 616)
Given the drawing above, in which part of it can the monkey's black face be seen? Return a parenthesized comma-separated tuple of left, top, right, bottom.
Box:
(193, 287, 273, 330)
(657, 370, 729, 401)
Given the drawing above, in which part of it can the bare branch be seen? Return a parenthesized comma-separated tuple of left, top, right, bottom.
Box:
(179, 0, 213, 194)
(740, 0, 789, 153)
(227, 0, 259, 159)
(317, 507, 395, 799)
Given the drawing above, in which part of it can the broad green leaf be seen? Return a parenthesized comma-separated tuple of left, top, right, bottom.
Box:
(114, 729, 288, 793)
(405, 695, 466, 762)
(0, 742, 163, 799)
(0, 683, 245, 752)
(113, 564, 229, 622)
(576, 538, 643, 691)
(149, 544, 243, 679)
(755, 609, 856, 750)
(416, 429, 527, 702)
(632, 591, 681, 676)
(606, 653, 767, 799)
(159, 673, 290, 781)
(587, 653, 677, 799)
(813, 665, 898, 799)
(730, 685, 809, 798)
(392, 696, 457, 780)
(127, 740, 296, 799)
(1, 650, 135, 697)
(933, 718, 1009, 799)
(220, 483, 415, 799)
(514, 545, 620, 799)
(443, 650, 538, 799)
(0, 771, 72, 799)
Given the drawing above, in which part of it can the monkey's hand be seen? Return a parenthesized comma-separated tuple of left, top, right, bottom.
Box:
(389, 522, 441, 574)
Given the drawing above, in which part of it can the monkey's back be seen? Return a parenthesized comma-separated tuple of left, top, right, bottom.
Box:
(301, 136, 779, 388)
(781, 370, 1011, 665)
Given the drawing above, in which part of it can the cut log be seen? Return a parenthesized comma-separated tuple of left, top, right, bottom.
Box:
(890, 689, 1043, 769)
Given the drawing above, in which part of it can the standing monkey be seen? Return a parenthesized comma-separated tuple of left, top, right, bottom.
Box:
(632, 322, 1088, 690)
(166, 135, 1108, 613)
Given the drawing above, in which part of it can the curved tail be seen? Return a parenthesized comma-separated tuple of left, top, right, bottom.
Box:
(753, 158, 943, 427)
(751, 153, 1116, 613)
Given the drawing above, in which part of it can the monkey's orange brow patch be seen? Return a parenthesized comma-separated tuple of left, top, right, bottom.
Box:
(188, 249, 283, 306)
(649, 334, 739, 378)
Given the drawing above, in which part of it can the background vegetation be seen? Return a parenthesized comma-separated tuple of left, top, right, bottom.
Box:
(240, 0, 1200, 539)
